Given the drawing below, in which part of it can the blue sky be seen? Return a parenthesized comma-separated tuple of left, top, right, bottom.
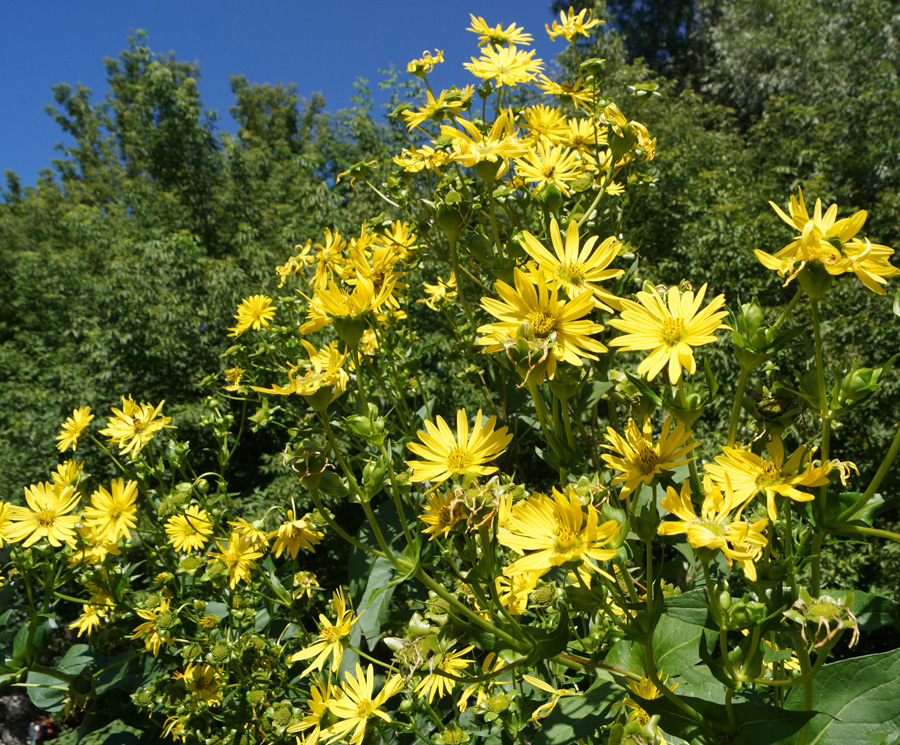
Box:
(1, 1, 564, 186)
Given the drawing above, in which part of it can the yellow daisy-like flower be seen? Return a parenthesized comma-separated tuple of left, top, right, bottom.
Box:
(406, 409, 513, 485)
(228, 517, 269, 552)
(68, 604, 108, 638)
(51, 459, 84, 489)
(658, 478, 768, 579)
(755, 188, 899, 294)
(83, 478, 139, 543)
(227, 295, 276, 338)
(251, 340, 348, 407)
(6, 482, 80, 548)
(326, 664, 405, 745)
(400, 87, 474, 131)
(495, 570, 540, 615)
(129, 598, 175, 657)
(618, 671, 676, 739)
(269, 509, 324, 558)
(417, 274, 457, 311)
(419, 488, 466, 540)
(564, 116, 608, 152)
(706, 436, 831, 520)
(602, 416, 699, 500)
(56, 406, 94, 452)
(207, 531, 263, 589)
(99, 396, 174, 456)
(608, 283, 728, 384)
(184, 662, 222, 707)
(536, 75, 596, 110)
(291, 589, 357, 677)
(467, 14, 534, 47)
(499, 486, 620, 577)
(515, 142, 583, 197)
(440, 110, 529, 170)
(519, 218, 623, 311)
(458, 654, 510, 712)
(299, 274, 395, 340)
(393, 144, 451, 172)
(415, 644, 476, 704)
(286, 675, 335, 740)
(521, 105, 569, 145)
(464, 45, 543, 87)
(164, 504, 214, 553)
(546, 6, 604, 41)
(477, 267, 607, 381)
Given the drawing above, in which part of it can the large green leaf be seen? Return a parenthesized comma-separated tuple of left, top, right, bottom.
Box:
(653, 614, 705, 676)
(354, 556, 397, 652)
(531, 679, 621, 745)
(636, 691, 815, 745)
(785, 647, 900, 744)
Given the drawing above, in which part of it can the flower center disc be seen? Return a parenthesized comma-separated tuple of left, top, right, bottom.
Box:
(529, 311, 557, 338)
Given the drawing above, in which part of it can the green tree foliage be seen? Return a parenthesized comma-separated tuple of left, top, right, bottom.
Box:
(0, 34, 399, 502)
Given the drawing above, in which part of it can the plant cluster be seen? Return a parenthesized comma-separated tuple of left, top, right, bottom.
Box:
(2, 8, 900, 745)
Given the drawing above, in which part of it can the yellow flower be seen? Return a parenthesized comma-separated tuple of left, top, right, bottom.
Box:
(706, 436, 831, 520)
(183, 663, 222, 707)
(499, 487, 620, 577)
(56, 406, 94, 452)
(99, 396, 174, 456)
(756, 188, 899, 293)
(546, 6, 604, 41)
(477, 267, 607, 381)
(515, 142, 583, 196)
(521, 105, 569, 145)
(83, 478, 138, 543)
(290, 589, 357, 676)
(286, 676, 335, 740)
(658, 478, 768, 579)
(375, 220, 421, 265)
(519, 218, 623, 311)
(129, 598, 175, 657)
(207, 531, 263, 589)
(495, 571, 540, 615)
(228, 517, 270, 552)
(406, 409, 513, 485)
(326, 664, 404, 745)
(602, 416, 699, 500)
(164, 504, 213, 553)
(523, 674, 581, 724)
(299, 274, 394, 340)
(251, 341, 348, 406)
(536, 75, 595, 110)
(419, 488, 466, 540)
(467, 14, 534, 47)
(68, 604, 108, 638)
(458, 654, 510, 712)
(415, 645, 475, 704)
(464, 45, 543, 87)
(275, 239, 315, 288)
(269, 509, 324, 558)
(393, 144, 451, 172)
(6, 482, 80, 548)
(293, 570, 320, 600)
(440, 110, 529, 170)
(222, 366, 244, 392)
(227, 295, 276, 338)
(407, 49, 443, 76)
(51, 459, 84, 489)
(418, 274, 457, 311)
(564, 116, 608, 152)
(618, 671, 676, 738)
(401, 87, 474, 130)
(608, 283, 728, 384)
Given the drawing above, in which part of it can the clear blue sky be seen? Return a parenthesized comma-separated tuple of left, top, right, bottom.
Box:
(1, 1, 563, 186)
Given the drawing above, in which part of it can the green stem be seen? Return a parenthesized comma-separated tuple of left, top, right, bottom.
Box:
(727, 366, 751, 447)
(448, 234, 475, 327)
(840, 420, 900, 522)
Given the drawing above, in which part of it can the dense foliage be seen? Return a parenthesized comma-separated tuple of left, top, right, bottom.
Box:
(1, 3, 899, 745)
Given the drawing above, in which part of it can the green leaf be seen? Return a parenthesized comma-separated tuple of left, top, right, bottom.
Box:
(531, 680, 620, 745)
(522, 608, 570, 667)
(785, 647, 900, 744)
(636, 691, 815, 745)
(355, 556, 397, 652)
(663, 589, 713, 628)
(653, 614, 704, 676)
(603, 639, 644, 676)
(12, 617, 52, 667)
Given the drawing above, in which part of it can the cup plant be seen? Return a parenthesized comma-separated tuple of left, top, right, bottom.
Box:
(2, 8, 900, 745)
